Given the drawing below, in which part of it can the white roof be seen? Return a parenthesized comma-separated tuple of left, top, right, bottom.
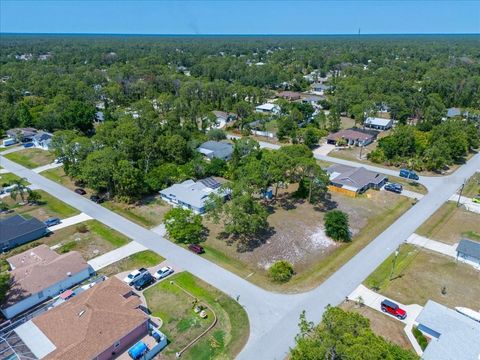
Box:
(365, 117, 392, 127)
(160, 179, 223, 210)
(15, 320, 56, 358)
(256, 103, 279, 111)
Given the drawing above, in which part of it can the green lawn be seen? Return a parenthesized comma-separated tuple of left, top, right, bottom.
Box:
(463, 172, 480, 198)
(4, 148, 55, 169)
(0, 172, 29, 187)
(98, 251, 165, 277)
(144, 272, 249, 360)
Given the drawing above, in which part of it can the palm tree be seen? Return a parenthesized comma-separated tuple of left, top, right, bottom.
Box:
(10, 178, 29, 203)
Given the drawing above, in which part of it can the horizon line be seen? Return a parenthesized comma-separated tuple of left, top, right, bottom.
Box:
(1, 32, 479, 36)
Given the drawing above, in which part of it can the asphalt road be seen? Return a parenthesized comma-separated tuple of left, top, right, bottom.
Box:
(1, 151, 478, 359)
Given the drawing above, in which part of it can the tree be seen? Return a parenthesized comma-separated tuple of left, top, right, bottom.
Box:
(145, 163, 182, 191)
(164, 207, 204, 244)
(269, 260, 294, 282)
(0, 260, 11, 305)
(207, 128, 227, 141)
(9, 178, 29, 203)
(290, 306, 418, 360)
(324, 210, 351, 242)
(300, 127, 321, 149)
(27, 189, 42, 204)
(327, 108, 341, 132)
(113, 160, 146, 202)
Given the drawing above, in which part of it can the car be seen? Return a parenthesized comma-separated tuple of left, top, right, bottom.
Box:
(44, 217, 61, 227)
(23, 142, 34, 148)
(399, 168, 419, 181)
(188, 244, 205, 254)
(133, 272, 155, 291)
(153, 266, 174, 280)
(74, 188, 86, 195)
(384, 183, 403, 194)
(123, 268, 148, 285)
(54, 157, 63, 164)
(90, 195, 104, 203)
(381, 299, 407, 320)
(472, 195, 480, 204)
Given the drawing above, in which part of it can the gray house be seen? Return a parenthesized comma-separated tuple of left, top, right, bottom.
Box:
(197, 141, 234, 161)
(456, 239, 480, 267)
(364, 117, 393, 131)
(0, 214, 47, 251)
(415, 300, 480, 360)
(326, 164, 388, 196)
(32, 131, 53, 150)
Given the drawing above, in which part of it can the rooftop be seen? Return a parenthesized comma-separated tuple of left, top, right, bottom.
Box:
(0, 214, 47, 247)
(456, 239, 480, 260)
(3, 244, 90, 307)
(32, 277, 148, 360)
(197, 141, 233, 160)
(327, 164, 387, 191)
(256, 103, 279, 111)
(326, 129, 375, 142)
(364, 117, 393, 127)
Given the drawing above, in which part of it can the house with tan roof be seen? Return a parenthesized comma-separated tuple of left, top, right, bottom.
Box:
(15, 277, 153, 360)
(1, 244, 93, 319)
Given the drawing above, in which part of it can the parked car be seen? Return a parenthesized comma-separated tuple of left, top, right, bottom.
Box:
(23, 142, 34, 148)
(123, 268, 148, 285)
(399, 169, 419, 181)
(44, 217, 61, 227)
(381, 299, 407, 319)
(74, 188, 86, 195)
(133, 272, 155, 291)
(188, 244, 205, 254)
(153, 266, 174, 280)
(472, 195, 480, 204)
(384, 183, 403, 194)
(90, 194, 104, 203)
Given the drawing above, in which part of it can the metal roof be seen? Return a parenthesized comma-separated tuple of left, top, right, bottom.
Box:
(159, 178, 225, 210)
(456, 239, 480, 260)
(15, 321, 56, 359)
(197, 141, 233, 160)
(365, 117, 393, 127)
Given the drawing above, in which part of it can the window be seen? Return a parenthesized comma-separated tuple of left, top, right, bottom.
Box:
(114, 341, 121, 348)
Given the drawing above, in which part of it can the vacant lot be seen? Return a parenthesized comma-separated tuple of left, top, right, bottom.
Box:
(201, 186, 412, 292)
(145, 272, 249, 360)
(340, 301, 413, 351)
(365, 244, 480, 309)
(4, 148, 55, 168)
(104, 196, 170, 228)
(416, 201, 480, 245)
(463, 172, 480, 198)
(1, 190, 79, 220)
(0, 220, 130, 261)
(99, 251, 164, 277)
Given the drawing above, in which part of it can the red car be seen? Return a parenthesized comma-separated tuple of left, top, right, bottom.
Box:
(381, 299, 407, 319)
(188, 244, 205, 254)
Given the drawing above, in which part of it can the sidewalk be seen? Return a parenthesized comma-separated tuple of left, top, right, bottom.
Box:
(348, 284, 424, 355)
(0, 146, 23, 155)
(32, 162, 62, 174)
(48, 212, 92, 232)
(87, 241, 147, 271)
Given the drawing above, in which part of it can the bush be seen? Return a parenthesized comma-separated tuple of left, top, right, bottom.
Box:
(268, 260, 294, 283)
(76, 224, 88, 233)
(324, 210, 351, 242)
(412, 326, 428, 350)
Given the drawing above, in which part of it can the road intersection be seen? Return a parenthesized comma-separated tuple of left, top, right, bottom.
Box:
(1, 148, 478, 359)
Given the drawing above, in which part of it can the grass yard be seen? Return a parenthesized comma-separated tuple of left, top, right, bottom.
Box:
(0, 220, 130, 261)
(463, 172, 480, 198)
(98, 250, 164, 277)
(200, 187, 412, 292)
(103, 196, 170, 228)
(41, 166, 85, 191)
(340, 301, 413, 351)
(1, 190, 79, 220)
(4, 148, 55, 168)
(0, 172, 30, 187)
(416, 201, 480, 245)
(364, 244, 480, 309)
(144, 272, 249, 360)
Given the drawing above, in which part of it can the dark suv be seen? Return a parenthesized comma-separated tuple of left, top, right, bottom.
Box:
(188, 244, 205, 254)
(384, 183, 403, 194)
(133, 272, 155, 291)
(381, 299, 407, 320)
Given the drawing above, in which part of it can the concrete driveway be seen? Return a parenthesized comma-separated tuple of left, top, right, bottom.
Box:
(48, 212, 92, 232)
(88, 241, 148, 271)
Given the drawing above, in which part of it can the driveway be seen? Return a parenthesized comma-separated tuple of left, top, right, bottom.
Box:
(449, 194, 480, 214)
(313, 143, 335, 156)
(88, 241, 148, 271)
(32, 162, 62, 174)
(48, 212, 92, 232)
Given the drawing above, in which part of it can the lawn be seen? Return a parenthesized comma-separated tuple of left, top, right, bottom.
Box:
(144, 272, 249, 360)
(340, 301, 413, 351)
(1, 190, 79, 220)
(364, 244, 480, 309)
(200, 186, 412, 292)
(416, 201, 480, 245)
(0, 172, 30, 187)
(0, 220, 130, 261)
(462, 172, 480, 198)
(42, 166, 82, 191)
(103, 196, 170, 228)
(4, 148, 55, 168)
(98, 250, 165, 277)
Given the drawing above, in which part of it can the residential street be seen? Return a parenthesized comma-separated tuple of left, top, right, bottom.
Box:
(1, 151, 479, 360)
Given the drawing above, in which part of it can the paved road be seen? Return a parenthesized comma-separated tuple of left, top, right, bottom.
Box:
(1, 151, 478, 360)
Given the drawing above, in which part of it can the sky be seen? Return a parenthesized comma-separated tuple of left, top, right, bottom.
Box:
(1, 0, 479, 35)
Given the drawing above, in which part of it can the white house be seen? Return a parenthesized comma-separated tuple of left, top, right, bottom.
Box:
(255, 103, 281, 115)
(32, 131, 53, 150)
(364, 117, 393, 131)
(1, 245, 93, 319)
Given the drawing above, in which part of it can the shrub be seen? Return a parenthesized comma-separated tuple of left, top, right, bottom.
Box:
(412, 326, 428, 350)
(76, 224, 88, 233)
(268, 260, 294, 283)
(324, 210, 351, 242)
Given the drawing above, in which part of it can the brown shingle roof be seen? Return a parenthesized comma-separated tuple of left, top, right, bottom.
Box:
(33, 277, 148, 360)
(326, 129, 374, 142)
(3, 245, 90, 307)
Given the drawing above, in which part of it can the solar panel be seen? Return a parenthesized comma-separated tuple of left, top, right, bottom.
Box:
(200, 177, 221, 189)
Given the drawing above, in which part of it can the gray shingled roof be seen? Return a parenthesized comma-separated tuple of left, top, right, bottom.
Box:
(197, 141, 233, 160)
(456, 239, 480, 260)
(326, 164, 387, 191)
(416, 300, 480, 360)
(0, 214, 47, 246)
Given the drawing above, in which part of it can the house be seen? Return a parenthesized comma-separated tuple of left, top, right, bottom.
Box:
(32, 131, 53, 150)
(364, 117, 393, 131)
(326, 129, 376, 146)
(6, 127, 38, 143)
(160, 177, 228, 214)
(1, 245, 93, 319)
(197, 141, 233, 161)
(415, 300, 480, 360)
(326, 164, 388, 196)
(311, 83, 331, 95)
(456, 239, 480, 267)
(211, 110, 237, 129)
(446, 107, 462, 118)
(255, 103, 281, 115)
(277, 91, 302, 101)
(15, 277, 159, 360)
(301, 94, 324, 106)
(0, 214, 47, 251)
